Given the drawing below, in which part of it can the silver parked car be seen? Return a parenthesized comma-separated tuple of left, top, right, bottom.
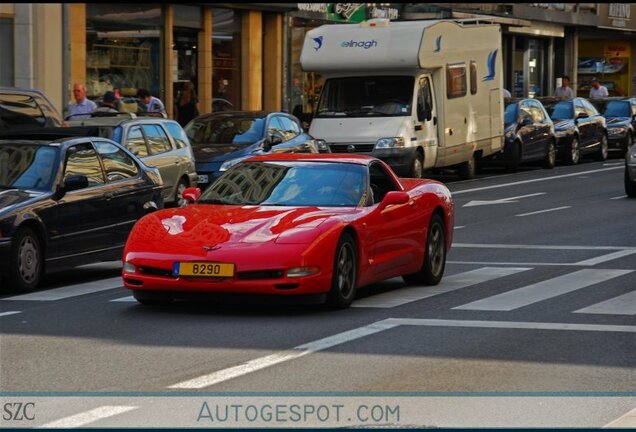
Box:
(69, 114, 198, 206)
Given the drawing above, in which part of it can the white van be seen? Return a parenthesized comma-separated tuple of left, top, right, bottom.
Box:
(301, 19, 505, 179)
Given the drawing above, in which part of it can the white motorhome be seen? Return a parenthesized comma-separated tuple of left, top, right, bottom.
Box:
(300, 19, 504, 179)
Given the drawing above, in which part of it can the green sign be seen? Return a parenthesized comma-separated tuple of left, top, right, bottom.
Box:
(326, 3, 367, 23)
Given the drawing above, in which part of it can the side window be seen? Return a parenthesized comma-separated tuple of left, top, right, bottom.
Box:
(94, 141, 139, 182)
(164, 121, 190, 149)
(574, 100, 586, 117)
(417, 76, 433, 122)
(528, 100, 545, 123)
(143, 124, 172, 154)
(0, 93, 46, 128)
(582, 99, 598, 116)
(64, 143, 105, 187)
(518, 103, 533, 124)
(470, 61, 477, 95)
(446, 63, 467, 99)
(126, 126, 148, 157)
(278, 116, 300, 141)
(368, 161, 399, 205)
(267, 117, 285, 141)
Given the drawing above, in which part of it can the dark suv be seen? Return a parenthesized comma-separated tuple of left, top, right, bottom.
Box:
(0, 87, 65, 130)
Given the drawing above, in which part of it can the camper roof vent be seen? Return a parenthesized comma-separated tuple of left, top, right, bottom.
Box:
(360, 18, 390, 27)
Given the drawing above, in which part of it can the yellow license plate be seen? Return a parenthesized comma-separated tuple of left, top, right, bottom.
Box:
(174, 262, 235, 278)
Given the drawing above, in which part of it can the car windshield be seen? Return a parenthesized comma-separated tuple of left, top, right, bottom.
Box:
(504, 103, 518, 125)
(604, 101, 631, 117)
(185, 116, 265, 145)
(545, 101, 573, 120)
(199, 161, 368, 207)
(316, 76, 414, 118)
(0, 144, 59, 191)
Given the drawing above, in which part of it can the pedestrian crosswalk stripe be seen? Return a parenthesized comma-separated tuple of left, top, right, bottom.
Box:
(2, 277, 122, 301)
(40, 406, 137, 428)
(110, 296, 135, 302)
(352, 267, 531, 308)
(573, 290, 636, 316)
(0, 311, 21, 317)
(452, 269, 634, 311)
(573, 250, 636, 266)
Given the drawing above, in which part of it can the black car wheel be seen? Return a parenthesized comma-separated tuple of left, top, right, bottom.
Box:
(174, 178, 189, 207)
(623, 134, 633, 154)
(594, 134, 609, 161)
(565, 136, 580, 165)
(326, 232, 358, 309)
(625, 170, 636, 198)
(458, 155, 476, 179)
(403, 213, 446, 286)
(542, 139, 556, 169)
(8, 227, 43, 292)
(409, 151, 424, 179)
(507, 141, 522, 173)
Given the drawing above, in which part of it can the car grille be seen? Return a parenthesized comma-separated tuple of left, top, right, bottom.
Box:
(138, 266, 174, 278)
(238, 270, 284, 280)
(329, 143, 375, 153)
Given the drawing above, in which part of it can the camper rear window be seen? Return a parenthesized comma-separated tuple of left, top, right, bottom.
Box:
(446, 63, 467, 99)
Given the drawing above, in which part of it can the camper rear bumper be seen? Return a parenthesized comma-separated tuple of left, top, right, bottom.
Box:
(371, 147, 418, 176)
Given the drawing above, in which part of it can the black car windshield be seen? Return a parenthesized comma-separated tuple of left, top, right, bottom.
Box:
(316, 76, 414, 118)
(545, 101, 573, 120)
(0, 144, 59, 191)
(504, 103, 518, 125)
(199, 161, 368, 207)
(185, 115, 265, 145)
(604, 101, 631, 117)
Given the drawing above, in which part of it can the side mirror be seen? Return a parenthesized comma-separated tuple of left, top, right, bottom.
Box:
(63, 174, 88, 192)
(379, 190, 409, 211)
(182, 187, 201, 203)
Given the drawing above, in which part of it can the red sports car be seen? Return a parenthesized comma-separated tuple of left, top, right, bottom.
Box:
(122, 153, 454, 308)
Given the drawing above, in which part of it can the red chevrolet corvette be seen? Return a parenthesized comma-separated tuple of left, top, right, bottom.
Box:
(122, 153, 454, 308)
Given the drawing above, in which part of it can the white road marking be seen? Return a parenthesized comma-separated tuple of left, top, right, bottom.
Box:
(452, 166, 622, 195)
(110, 296, 135, 302)
(463, 192, 546, 207)
(453, 269, 633, 311)
(573, 250, 636, 266)
(0, 311, 21, 317)
(169, 321, 398, 389)
(454, 225, 466, 229)
(610, 195, 627, 200)
(40, 405, 137, 428)
(168, 317, 636, 389)
(604, 406, 636, 427)
(603, 162, 624, 167)
(453, 243, 636, 251)
(574, 291, 636, 316)
(515, 206, 571, 217)
(448, 261, 584, 267)
(352, 267, 531, 308)
(2, 277, 122, 301)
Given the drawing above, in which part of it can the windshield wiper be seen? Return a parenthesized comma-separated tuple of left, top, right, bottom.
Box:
(197, 198, 231, 205)
(344, 109, 390, 117)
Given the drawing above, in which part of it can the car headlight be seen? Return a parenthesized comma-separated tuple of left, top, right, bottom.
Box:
(375, 137, 405, 149)
(609, 126, 627, 136)
(287, 266, 320, 278)
(555, 130, 567, 138)
(315, 139, 329, 152)
(123, 262, 136, 274)
(220, 156, 250, 172)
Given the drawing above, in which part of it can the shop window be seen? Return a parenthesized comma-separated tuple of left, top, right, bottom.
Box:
(0, 18, 14, 86)
(446, 63, 467, 99)
(212, 8, 241, 110)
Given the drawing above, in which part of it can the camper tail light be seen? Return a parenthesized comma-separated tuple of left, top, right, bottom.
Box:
(375, 137, 405, 149)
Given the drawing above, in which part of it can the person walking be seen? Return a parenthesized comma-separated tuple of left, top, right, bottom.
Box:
(589, 77, 609, 99)
(554, 75, 574, 98)
(69, 83, 97, 119)
(174, 82, 200, 127)
(137, 88, 166, 115)
(94, 91, 119, 114)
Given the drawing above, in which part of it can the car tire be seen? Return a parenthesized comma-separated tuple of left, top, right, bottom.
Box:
(133, 290, 173, 306)
(565, 136, 580, 165)
(174, 177, 189, 207)
(542, 139, 556, 169)
(8, 227, 43, 292)
(507, 141, 522, 173)
(326, 232, 358, 309)
(625, 170, 636, 198)
(594, 133, 609, 161)
(403, 213, 446, 286)
(458, 155, 476, 180)
(408, 151, 424, 179)
(623, 133, 633, 154)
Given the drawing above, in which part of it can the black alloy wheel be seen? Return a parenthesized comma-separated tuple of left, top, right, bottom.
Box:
(403, 213, 446, 286)
(565, 136, 580, 165)
(594, 134, 609, 161)
(326, 232, 358, 309)
(542, 139, 556, 169)
(8, 227, 43, 292)
(409, 151, 424, 179)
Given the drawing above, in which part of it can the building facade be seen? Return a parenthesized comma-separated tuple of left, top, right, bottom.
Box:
(3, 3, 636, 118)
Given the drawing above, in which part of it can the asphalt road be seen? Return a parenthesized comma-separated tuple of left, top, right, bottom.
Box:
(1, 157, 635, 428)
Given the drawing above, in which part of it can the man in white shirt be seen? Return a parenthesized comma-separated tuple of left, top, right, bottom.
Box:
(69, 83, 97, 119)
(137, 88, 166, 115)
(589, 77, 609, 99)
(554, 75, 574, 98)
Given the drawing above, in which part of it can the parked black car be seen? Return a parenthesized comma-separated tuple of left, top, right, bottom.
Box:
(540, 97, 608, 165)
(184, 111, 329, 189)
(0, 87, 65, 130)
(485, 98, 556, 172)
(589, 97, 636, 154)
(0, 132, 163, 292)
